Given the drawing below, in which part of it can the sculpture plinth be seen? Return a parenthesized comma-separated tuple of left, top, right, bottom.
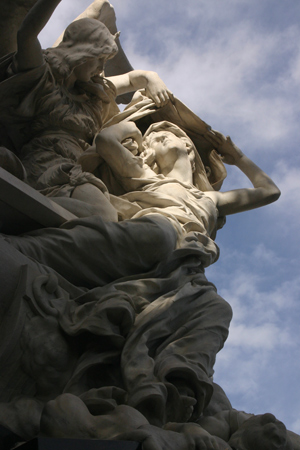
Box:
(19, 438, 141, 450)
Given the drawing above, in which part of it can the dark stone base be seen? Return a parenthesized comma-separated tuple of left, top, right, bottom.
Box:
(0, 424, 23, 450)
(19, 437, 142, 450)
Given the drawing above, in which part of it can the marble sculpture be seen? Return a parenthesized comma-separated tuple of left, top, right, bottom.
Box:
(0, 1, 298, 449)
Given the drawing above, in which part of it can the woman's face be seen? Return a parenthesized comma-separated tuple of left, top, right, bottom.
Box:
(148, 131, 188, 159)
(73, 57, 106, 82)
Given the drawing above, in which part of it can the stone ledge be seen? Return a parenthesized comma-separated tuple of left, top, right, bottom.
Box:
(0, 167, 76, 233)
(19, 437, 142, 450)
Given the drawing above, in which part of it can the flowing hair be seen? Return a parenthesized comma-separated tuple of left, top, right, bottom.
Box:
(44, 18, 118, 83)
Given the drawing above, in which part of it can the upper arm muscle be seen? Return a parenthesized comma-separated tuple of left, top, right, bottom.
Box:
(106, 74, 132, 95)
(205, 187, 277, 216)
(15, 33, 44, 72)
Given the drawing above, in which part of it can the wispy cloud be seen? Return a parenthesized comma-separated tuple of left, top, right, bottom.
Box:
(120, 9, 300, 154)
(210, 243, 300, 430)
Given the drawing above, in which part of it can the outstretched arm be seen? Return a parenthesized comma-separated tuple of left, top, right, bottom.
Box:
(204, 130, 281, 216)
(14, 0, 62, 72)
(107, 70, 173, 107)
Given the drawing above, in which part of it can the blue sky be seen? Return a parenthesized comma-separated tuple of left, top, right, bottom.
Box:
(39, 0, 300, 434)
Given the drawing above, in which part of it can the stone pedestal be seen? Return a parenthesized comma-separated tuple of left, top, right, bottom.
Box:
(0, 424, 23, 450)
(0, 167, 77, 234)
(19, 437, 141, 450)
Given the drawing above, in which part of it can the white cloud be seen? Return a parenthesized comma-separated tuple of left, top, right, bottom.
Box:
(209, 243, 300, 316)
(114, 1, 300, 161)
(290, 50, 300, 83)
(209, 240, 300, 431)
(230, 323, 291, 349)
(252, 243, 281, 266)
(39, 0, 93, 46)
(272, 161, 300, 209)
(291, 419, 300, 435)
(267, 160, 300, 244)
(37, 0, 300, 156)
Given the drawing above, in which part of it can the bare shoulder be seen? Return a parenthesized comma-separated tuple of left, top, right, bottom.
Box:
(203, 190, 220, 205)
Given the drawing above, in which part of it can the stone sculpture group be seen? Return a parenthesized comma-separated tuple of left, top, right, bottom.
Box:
(0, 1, 298, 449)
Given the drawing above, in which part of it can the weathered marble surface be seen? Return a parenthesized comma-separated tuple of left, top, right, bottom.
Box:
(0, 1, 298, 450)
(0, 6, 172, 216)
(53, 0, 135, 95)
(0, 0, 38, 57)
(0, 0, 133, 97)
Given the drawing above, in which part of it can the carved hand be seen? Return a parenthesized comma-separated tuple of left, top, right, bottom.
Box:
(102, 121, 143, 151)
(144, 71, 174, 107)
(164, 422, 219, 450)
(204, 129, 243, 165)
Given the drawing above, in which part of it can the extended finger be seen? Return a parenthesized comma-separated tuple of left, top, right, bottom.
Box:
(167, 89, 174, 101)
(208, 131, 224, 146)
(131, 127, 143, 151)
(203, 132, 222, 147)
(152, 93, 161, 107)
(158, 90, 169, 106)
(211, 129, 226, 141)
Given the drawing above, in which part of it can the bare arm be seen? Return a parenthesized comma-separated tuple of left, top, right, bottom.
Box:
(95, 122, 155, 180)
(107, 70, 173, 107)
(195, 411, 232, 442)
(15, 0, 62, 72)
(204, 130, 281, 216)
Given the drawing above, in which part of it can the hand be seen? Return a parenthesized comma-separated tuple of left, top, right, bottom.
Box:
(101, 122, 143, 153)
(164, 422, 219, 450)
(144, 72, 174, 107)
(204, 129, 244, 165)
(118, 423, 219, 450)
(121, 137, 140, 155)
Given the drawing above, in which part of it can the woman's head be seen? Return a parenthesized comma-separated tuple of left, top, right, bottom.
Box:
(142, 121, 213, 191)
(45, 18, 118, 82)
